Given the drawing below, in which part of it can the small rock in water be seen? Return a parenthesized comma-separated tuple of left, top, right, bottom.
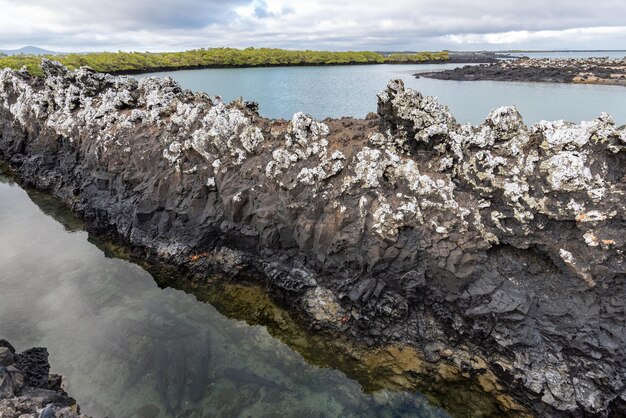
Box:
(0, 340, 87, 418)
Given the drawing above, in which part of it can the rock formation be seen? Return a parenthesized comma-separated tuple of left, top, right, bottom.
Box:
(418, 57, 626, 86)
(0, 339, 86, 417)
(1, 60, 625, 416)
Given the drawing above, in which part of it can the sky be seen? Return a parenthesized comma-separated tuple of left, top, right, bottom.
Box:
(1, 0, 626, 52)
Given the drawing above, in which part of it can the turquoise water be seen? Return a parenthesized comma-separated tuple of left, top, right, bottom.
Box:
(137, 63, 626, 125)
(0, 174, 449, 418)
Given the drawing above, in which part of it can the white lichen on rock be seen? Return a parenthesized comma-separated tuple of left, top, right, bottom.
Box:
(540, 151, 592, 191)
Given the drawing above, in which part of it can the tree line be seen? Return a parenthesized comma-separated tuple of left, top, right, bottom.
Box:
(0, 48, 449, 76)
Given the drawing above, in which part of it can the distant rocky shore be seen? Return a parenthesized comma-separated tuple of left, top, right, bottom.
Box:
(439, 51, 516, 63)
(418, 57, 626, 86)
(0, 340, 86, 418)
(1, 61, 626, 417)
(383, 51, 513, 65)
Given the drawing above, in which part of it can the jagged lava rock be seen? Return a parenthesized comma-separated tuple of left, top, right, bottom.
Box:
(0, 339, 86, 417)
(1, 61, 625, 416)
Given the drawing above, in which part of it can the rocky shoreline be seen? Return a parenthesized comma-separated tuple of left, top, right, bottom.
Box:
(382, 51, 514, 65)
(1, 60, 625, 417)
(0, 340, 86, 418)
(418, 57, 626, 86)
(441, 51, 516, 63)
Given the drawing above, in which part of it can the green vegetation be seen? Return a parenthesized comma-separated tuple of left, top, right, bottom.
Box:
(0, 55, 44, 74)
(384, 51, 449, 63)
(0, 47, 449, 76)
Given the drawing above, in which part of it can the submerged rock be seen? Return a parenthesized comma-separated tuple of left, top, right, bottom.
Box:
(0, 340, 86, 418)
(1, 61, 625, 416)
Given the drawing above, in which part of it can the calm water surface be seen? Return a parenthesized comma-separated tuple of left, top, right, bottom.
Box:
(137, 63, 626, 125)
(0, 174, 449, 418)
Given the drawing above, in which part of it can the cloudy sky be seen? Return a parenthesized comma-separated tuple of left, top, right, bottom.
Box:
(2, 0, 626, 52)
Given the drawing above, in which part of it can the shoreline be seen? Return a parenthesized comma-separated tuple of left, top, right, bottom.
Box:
(0, 166, 526, 417)
(1, 60, 625, 417)
(1, 50, 510, 77)
(109, 60, 457, 76)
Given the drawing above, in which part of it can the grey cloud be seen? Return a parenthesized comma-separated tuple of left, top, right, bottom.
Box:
(253, 1, 274, 18)
(2, 0, 626, 51)
(16, 0, 251, 30)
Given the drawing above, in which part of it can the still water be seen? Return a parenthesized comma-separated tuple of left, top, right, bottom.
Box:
(0, 173, 451, 417)
(137, 63, 626, 125)
(510, 51, 626, 59)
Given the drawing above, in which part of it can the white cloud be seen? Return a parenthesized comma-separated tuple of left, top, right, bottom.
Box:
(1, 0, 626, 51)
(445, 26, 626, 45)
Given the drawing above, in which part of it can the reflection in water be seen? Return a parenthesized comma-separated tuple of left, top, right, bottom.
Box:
(0, 174, 450, 417)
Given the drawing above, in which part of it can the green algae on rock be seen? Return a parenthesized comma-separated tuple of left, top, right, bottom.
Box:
(2, 174, 519, 417)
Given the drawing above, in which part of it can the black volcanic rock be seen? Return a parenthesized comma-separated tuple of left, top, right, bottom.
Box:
(15, 348, 51, 388)
(1, 60, 625, 416)
(0, 341, 85, 417)
(419, 57, 626, 86)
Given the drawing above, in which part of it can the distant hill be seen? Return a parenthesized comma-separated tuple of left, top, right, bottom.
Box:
(0, 46, 59, 56)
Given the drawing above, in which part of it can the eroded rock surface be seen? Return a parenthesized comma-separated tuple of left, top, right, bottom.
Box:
(1, 61, 625, 416)
(419, 57, 626, 86)
(0, 340, 86, 418)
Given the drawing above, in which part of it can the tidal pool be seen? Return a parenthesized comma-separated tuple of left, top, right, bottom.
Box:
(0, 172, 461, 417)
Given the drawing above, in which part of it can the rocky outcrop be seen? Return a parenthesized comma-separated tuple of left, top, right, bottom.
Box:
(1, 61, 625, 417)
(419, 57, 626, 86)
(0, 340, 86, 418)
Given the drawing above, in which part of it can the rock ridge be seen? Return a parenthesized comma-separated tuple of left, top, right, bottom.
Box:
(1, 60, 625, 416)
